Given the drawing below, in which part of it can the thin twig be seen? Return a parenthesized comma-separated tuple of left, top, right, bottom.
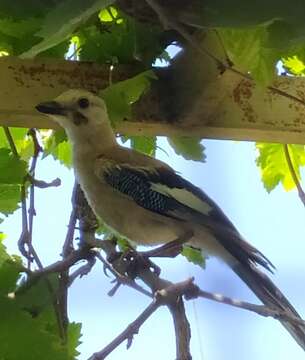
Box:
(57, 181, 78, 341)
(196, 289, 305, 327)
(88, 299, 159, 360)
(27, 175, 61, 188)
(3, 126, 66, 341)
(27, 129, 42, 269)
(168, 296, 192, 360)
(88, 278, 195, 360)
(283, 144, 305, 207)
(214, 29, 233, 67)
(3, 126, 30, 259)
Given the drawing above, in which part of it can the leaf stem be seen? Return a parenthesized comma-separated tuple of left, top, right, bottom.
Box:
(283, 144, 305, 207)
(2, 126, 18, 156)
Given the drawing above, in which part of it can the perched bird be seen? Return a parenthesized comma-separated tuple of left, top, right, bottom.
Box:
(36, 89, 305, 350)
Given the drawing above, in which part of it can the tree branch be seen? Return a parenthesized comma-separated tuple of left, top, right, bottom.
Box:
(87, 279, 195, 360)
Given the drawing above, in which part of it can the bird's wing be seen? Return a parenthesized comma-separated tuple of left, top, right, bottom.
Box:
(94, 155, 305, 351)
(94, 157, 274, 272)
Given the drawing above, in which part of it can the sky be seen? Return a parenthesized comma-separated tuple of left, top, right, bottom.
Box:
(2, 138, 305, 360)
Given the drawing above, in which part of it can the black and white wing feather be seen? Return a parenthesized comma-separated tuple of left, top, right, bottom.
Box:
(103, 164, 235, 227)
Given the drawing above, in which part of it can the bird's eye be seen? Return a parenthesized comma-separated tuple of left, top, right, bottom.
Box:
(78, 97, 89, 109)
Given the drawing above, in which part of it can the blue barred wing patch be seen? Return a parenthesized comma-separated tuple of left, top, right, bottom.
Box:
(104, 167, 178, 215)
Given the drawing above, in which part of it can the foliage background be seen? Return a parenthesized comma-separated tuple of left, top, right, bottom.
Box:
(1, 1, 305, 359)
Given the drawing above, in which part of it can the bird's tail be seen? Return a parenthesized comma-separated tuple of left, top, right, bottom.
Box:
(233, 261, 305, 350)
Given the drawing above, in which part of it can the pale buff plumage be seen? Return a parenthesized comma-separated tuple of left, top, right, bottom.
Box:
(36, 89, 305, 351)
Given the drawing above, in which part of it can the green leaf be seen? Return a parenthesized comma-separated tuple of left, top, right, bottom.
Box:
(0, 234, 22, 295)
(20, 0, 115, 58)
(282, 55, 305, 76)
(0, 297, 74, 360)
(127, 136, 157, 156)
(56, 141, 72, 168)
(0, 184, 22, 214)
(0, 148, 27, 214)
(256, 143, 305, 192)
(168, 137, 206, 162)
(0, 128, 33, 160)
(42, 130, 72, 168)
(0, 17, 41, 38)
(101, 70, 157, 125)
(189, 1, 305, 29)
(0, 148, 27, 184)
(16, 274, 59, 315)
(116, 237, 132, 252)
(218, 26, 279, 85)
(181, 246, 205, 268)
(0, 0, 51, 18)
(99, 6, 121, 23)
(67, 322, 82, 358)
(79, 10, 164, 65)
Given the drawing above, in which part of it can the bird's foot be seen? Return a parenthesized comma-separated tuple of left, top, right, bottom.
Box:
(120, 249, 161, 278)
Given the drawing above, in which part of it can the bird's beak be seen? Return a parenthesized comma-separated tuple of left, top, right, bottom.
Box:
(36, 101, 66, 116)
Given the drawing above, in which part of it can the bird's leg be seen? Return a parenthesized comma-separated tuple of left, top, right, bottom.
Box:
(141, 230, 194, 258)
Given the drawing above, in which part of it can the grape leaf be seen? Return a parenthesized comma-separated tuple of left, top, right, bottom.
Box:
(16, 274, 59, 315)
(79, 9, 164, 66)
(20, 0, 115, 58)
(0, 17, 41, 38)
(256, 143, 305, 192)
(188, 0, 305, 29)
(0, 127, 33, 160)
(0, 297, 75, 360)
(218, 26, 279, 85)
(0, 148, 27, 184)
(0, 0, 53, 18)
(168, 137, 206, 162)
(101, 70, 157, 124)
(43, 130, 72, 168)
(0, 184, 22, 214)
(121, 136, 157, 157)
(181, 246, 205, 268)
(67, 322, 82, 358)
(0, 235, 22, 295)
(99, 6, 122, 23)
(282, 55, 305, 75)
(0, 148, 27, 214)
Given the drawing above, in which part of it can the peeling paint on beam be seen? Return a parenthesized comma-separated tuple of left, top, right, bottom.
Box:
(1, 57, 305, 144)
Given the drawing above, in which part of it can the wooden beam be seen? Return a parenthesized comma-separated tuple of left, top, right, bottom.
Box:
(1, 56, 305, 144)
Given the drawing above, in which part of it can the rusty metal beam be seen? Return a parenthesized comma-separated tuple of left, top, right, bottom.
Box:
(1, 56, 305, 144)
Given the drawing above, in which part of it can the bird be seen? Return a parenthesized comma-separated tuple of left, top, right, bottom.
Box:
(36, 89, 305, 350)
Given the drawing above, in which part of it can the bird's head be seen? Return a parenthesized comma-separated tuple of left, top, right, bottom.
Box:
(36, 89, 109, 134)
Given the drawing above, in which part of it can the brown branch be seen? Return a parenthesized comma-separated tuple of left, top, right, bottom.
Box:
(145, 0, 305, 107)
(283, 144, 305, 207)
(27, 129, 42, 269)
(87, 279, 195, 360)
(21, 247, 96, 282)
(3, 126, 67, 341)
(195, 288, 305, 327)
(88, 299, 160, 360)
(57, 181, 78, 342)
(2, 126, 30, 259)
(93, 240, 192, 359)
(27, 174, 61, 188)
